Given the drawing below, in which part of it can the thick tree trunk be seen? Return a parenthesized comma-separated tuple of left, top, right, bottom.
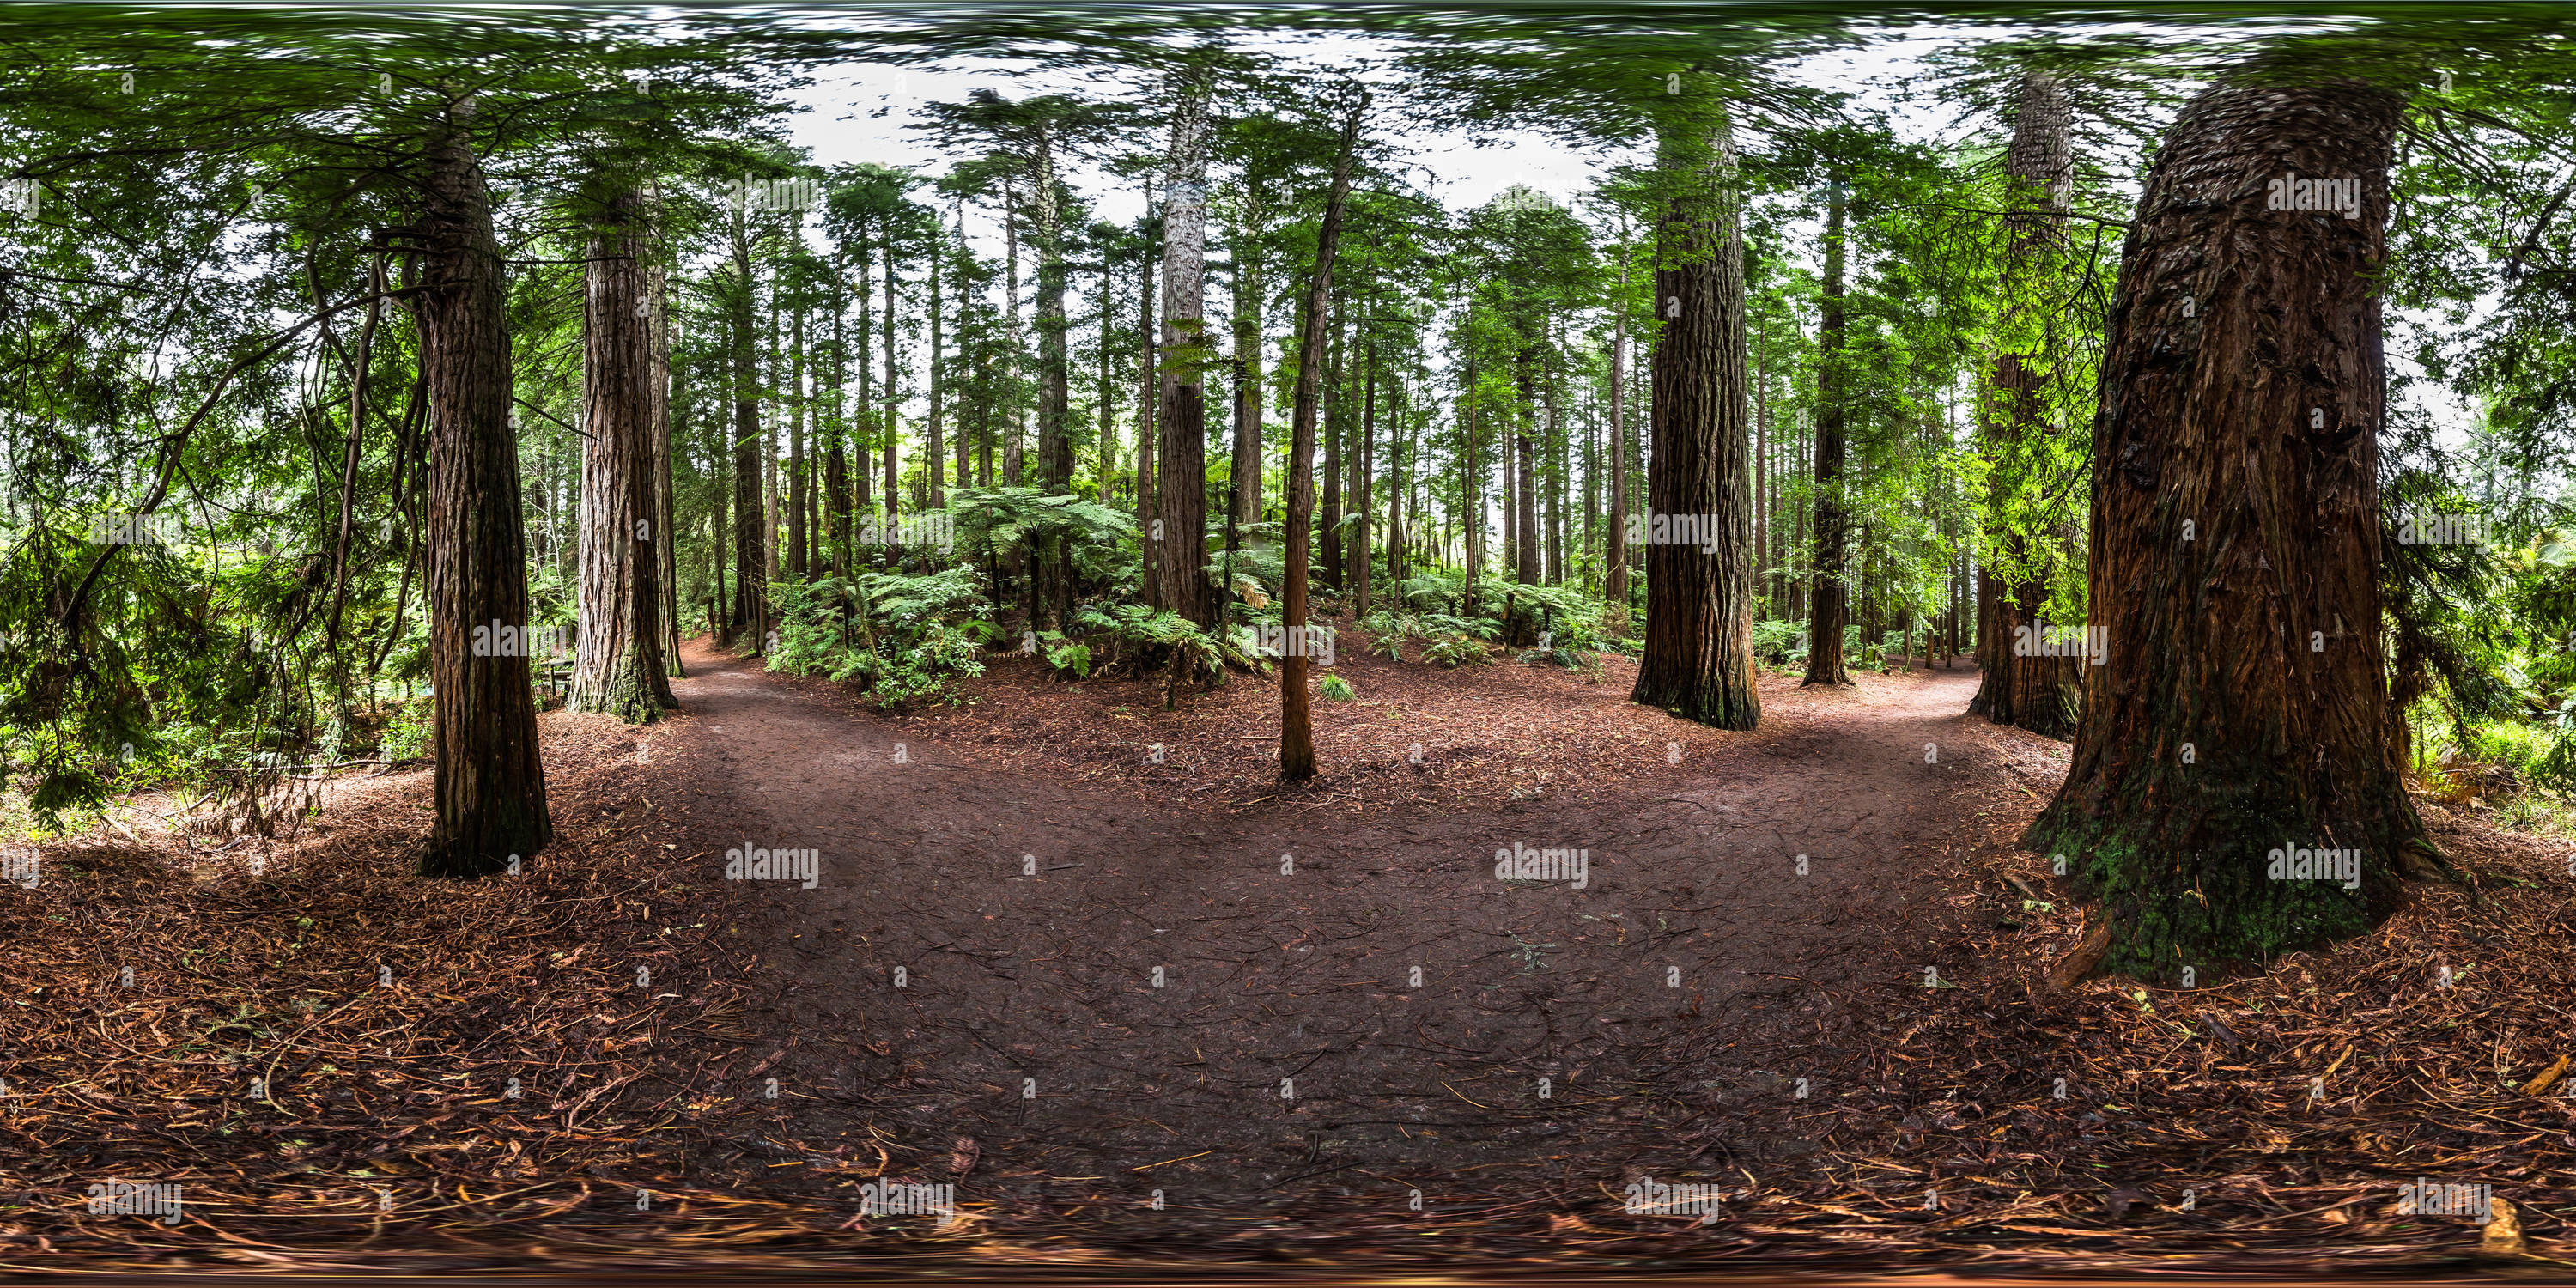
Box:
(418, 106, 551, 877)
(570, 186, 675, 725)
(1971, 72, 2084, 736)
(1802, 177, 1852, 686)
(2026, 76, 2434, 978)
(1153, 86, 1216, 626)
(1629, 106, 1760, 730)
(1280, 97, 1362, 782)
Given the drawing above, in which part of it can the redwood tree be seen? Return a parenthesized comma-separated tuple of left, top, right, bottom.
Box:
(569, 184, 676, 723)
(2027, 74, 2439, 978)
(1279, 90, 1364, 783)
(1969, 72, 2083, 736)
(418, 99, 551, 877)
(1801, 174, 1851, 686)
(1629, 98, 1759, 729)
(1152, 77, 1217, 627)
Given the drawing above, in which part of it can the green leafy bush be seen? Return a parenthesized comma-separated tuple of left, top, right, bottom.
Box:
(767, 568, 989, 708)
(1319, 672, 1356, 702)
(1419, 634, 1492, 669)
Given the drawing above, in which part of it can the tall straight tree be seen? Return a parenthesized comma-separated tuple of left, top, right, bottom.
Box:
(1801, 173, 1852, 686)
(569, 183, 675, 723)
(2027, 72, 2437, 977)
(1230, 185, 1267, 530)
(1280, 88, 1365, 783)
(725, 199, 765, 651)
(1970, 72, 2084, 736)
(418, 96, 550, 877)
(1154, 75, 1217, 626)
(1604, 219, 1632, 635)
(1629, 94, 1759, 729)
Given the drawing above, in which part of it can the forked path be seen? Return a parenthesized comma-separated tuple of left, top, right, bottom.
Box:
(653, 641, 2020, 1213)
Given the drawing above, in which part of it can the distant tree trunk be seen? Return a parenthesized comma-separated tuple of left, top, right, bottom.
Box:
(1604, 253, 1631, 634)
(1544, 343, 1564, 586)
(1281, 94, 1363, 782)
(1003, 190, 1025, 487)
(1153, 82, 1216, 626)
(418, 103, 551, 878)
(1971, 72, 2084, 737)
(1031, 122, 1073, 629)
(728, 227, 765, 652)
(1630, 102, 1760, 730)
(884, 239, 901, 520)
(1802, 176, 1852, 686)
(571, 185, 675, 724)
(1097, 254, 1118, 501)
(2027, 76, 2434, 979)
(1349, 330, 1376, 616)
(788, 303, 808, 580)
(1514, 349, 1540, 591)
(1135, 186, 1157, 596)
(829, 304, 851, 574)
(927, 221, 945, 509)
(1230, 194, 1265, 531)
(1321, 309, 1345, 592)
(648, 246, 681, 675)
(1461, 361, 1481, 619)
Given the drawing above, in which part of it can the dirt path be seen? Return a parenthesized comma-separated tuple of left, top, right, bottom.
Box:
(653, 641, 2024, 1218)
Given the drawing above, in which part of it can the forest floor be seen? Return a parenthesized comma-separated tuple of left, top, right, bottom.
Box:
(8, 630, 2576, 1274)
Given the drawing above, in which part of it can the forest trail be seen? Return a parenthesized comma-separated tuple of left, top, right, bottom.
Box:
(656, 638, 2027, 1212)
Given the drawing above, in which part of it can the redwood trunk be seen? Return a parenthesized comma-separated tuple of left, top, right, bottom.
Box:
(419, 109, 551, 877)
(570, 186, 674, 724)
(2026, 76, 2432, 976)
(1281, 98, 1363, 782)
(1629, 106, 1759, 730)
(1971, 73, 2083, 736)
(1153, 88, 1215, 626)
(1801, 177, 1852, 686)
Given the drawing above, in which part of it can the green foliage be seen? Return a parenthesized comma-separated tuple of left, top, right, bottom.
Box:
(1419, 633, 1493, 669)
(1044, 639, 1094, 680)
(1319, 672, 1357, 702)
(766, 568, 990, 708)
